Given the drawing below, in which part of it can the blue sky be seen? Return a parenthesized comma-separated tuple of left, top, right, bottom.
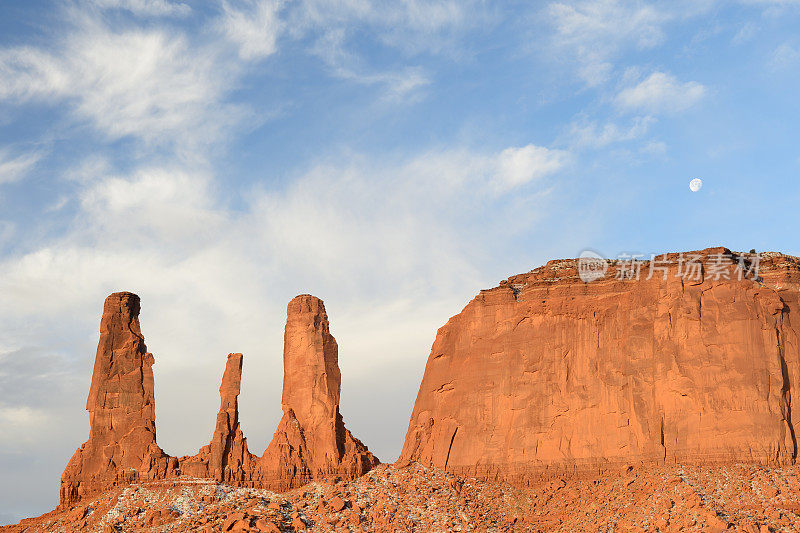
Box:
(1, 0, 799, 524)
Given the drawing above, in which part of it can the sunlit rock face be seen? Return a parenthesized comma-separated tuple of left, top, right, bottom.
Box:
(178, 352, 256, 483)
(60, 292, 175, 505)
(60, 292, 378, 506)
(258, 295, 379, 490)
(399, 248, 800, 484)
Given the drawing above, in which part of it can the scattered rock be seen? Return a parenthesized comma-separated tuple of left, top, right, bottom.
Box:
(328, 496, 347, 513)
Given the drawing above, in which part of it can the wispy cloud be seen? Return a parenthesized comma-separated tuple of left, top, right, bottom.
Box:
(616, 71, 707, 114)
(291, 0, 484, 55)
(0, 0, 473, 153)
(91, 0, 191, 17)
(219, 0, 283, 61)
(732, 22, 758, 44)
(0, 141, 568, 471)
(0, 17, 236, 150)
(738, 0, 800, 7)
(493, 145, 569, 192)
(0, 149, 44, 185)
(565, 116, 656, 148)
(545, 0, 671, 86)
(541, 0, 725, 87)
(310, 28, 431, 102)
(0, 406, 49, 449)
(769, 42, 800, 70)
(0, 141, 569, 335)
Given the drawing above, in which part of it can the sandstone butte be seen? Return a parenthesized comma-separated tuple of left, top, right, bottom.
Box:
(60, 293, 378, 506)
(39, 245, 800, 529)
(399, 247, 800, 484)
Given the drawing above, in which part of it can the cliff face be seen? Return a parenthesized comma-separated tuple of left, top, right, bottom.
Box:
(60, 293, 377, 506)
(60, 293, 175, 504)
(259, 295, 379, 489)
(399, 248, 800, 482)
(58, 247, 800, 506)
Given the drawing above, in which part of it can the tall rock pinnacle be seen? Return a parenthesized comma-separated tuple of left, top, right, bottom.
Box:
(60, 292, 379, 504)
(179, 353, 255, 482)
(259, 295, 379, 489)
(60, 292, 173, 505)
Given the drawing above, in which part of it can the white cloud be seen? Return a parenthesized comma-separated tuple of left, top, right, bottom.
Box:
(373, 68, 430, 101)
(0, 143, 566, 458)
(0, 48, 70, 100)
(287, 0, 488, 100)
(640, 140, 667, 155)
(739, 0, 800, 5)
(79, 167, 225, 246)
(91, 0, 191, 17)
(219, 0, 283, 61)
(545, 0, 670, 86)
(0, 21, 235, 149)
(0, 406, 49, 448)
(769, 42, 800, 70)
(0, 149, 43, 185)
(0, 222, 14, 251)
(309, 28, 431, 101)
(616, 71, 707, 114)
(566, 116, 655, 148)
(494, 145, 569, 191)
(0, 0, 475, 151)
(542, 1, 720, 87)
(291, 0, 482, 54)
(732, 22, 758, 44)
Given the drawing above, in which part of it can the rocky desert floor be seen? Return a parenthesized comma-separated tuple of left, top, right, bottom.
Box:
(4, 461, 800, 532)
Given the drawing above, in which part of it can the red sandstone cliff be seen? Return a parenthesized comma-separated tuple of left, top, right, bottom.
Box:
(60, 293, 378, 506)
(399, 248, 800, 483)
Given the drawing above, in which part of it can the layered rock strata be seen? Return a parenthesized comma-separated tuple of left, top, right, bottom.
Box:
(399, 248, 800, 484)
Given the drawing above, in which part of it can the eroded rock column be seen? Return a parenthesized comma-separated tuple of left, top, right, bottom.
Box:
(60, 292, 172, 505)
(259, 295, 379, 489)
(179, 353, 255, 482)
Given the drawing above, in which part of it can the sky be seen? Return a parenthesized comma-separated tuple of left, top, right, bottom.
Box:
(1, 0, 800, 524)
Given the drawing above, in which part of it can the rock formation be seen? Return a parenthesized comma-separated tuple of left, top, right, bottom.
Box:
(179, 353, 255, 483)
(60, 292, 175, 505)
(399, 248, 800, 484)
(259, 295, 379, 489)
(60, 292, 378, 506)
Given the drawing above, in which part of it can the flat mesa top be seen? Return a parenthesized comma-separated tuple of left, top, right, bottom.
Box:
(489, 247, 800, 293)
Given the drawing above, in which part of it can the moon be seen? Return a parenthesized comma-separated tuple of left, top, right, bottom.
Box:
(689, 178, 703, 192)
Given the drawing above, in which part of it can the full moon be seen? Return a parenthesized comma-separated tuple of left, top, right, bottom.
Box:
(689, 178, 703, 192)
